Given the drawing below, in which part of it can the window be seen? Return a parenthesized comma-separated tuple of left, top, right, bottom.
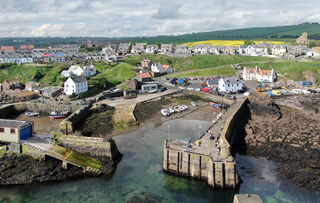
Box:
(0, 128, 4, 133)
(10, 128, 15, 134)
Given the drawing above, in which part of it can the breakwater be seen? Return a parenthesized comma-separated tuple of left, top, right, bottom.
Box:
(163, 98, 248, 189)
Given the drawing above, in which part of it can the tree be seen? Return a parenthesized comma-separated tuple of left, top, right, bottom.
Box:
(244, 40, 256, 45)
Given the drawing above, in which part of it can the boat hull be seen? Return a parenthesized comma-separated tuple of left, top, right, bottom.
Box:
(49, 114, 67, 119)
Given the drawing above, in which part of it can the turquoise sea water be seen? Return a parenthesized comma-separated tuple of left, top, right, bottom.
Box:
(0, 119, 319, 203)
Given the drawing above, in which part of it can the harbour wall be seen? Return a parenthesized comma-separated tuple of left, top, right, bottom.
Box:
(56, 135, 121, 163)
(0, 102, 79, 119)
(163, 98, 249, 189)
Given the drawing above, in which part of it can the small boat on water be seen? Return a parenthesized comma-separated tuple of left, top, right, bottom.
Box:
(209, 102, 222, 110)
(25, 112, 39, 117)
(49, 110, 69, 119)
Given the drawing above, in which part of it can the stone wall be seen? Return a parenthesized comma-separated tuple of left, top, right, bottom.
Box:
(184, 90, 235, 106)
(21, 144, 45, 160)
(0, 102, 79, 118)
(220, 98, 249, 158)
(58, 104, 93, 134)
(163, 141, 239, 189)
(56, 135, 121, 163)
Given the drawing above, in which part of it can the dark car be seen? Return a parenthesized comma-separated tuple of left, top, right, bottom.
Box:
(160, 87, 167, 92)
(237, 89, 245, 93)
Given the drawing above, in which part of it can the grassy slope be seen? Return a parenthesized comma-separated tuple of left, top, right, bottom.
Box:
(0, 64, 68, 86)
(172, 66, 236, 77)
(94, 63, 136, 85)
(125, 54, 274, 72)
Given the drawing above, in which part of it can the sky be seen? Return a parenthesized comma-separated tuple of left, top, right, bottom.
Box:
(0, 0, 319, 37)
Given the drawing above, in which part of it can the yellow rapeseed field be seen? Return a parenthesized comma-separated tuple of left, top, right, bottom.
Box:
(183, 40, 284, 47)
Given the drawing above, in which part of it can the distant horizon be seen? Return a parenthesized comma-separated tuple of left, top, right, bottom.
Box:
(0, 0, 319, 38)
(0, 23, 318, 39)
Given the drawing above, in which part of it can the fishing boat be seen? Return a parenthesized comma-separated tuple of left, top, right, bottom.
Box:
(49, 110, 69, 119)
(25, 112, 39, 117)
(209, 102, 222, 110)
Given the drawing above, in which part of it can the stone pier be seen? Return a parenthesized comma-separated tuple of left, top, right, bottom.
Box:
(163, 98, 248, 189)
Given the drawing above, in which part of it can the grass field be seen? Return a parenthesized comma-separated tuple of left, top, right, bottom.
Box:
(125, 54, 275, 72)
(0, 63, 68, 86)
(172, 65, 236, 77)
(183, 40, 285, 47)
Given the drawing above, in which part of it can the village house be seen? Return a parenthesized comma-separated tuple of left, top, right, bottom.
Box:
(218, 77, 243, 93)
(40, 86, 63, 98)
(175, 45, 190, 54)
(25, 82, 40, 92)
(238, 45, 268, 56)
(207, 79, 218, 88)
(257, 69, 276, 83)
(271, 45, 287, 56)
(139, 72, 152, 82)
(160, 44, 173, 54)
(0, 79, 24, 92)
(162, 65, 173, 74)
(306, 47, 320, 58)
(117, 42, 131, 55)
(131, 43, 146, 54)
(64, 76, 88, 96)
(287, 45, 308, 56)
(67, 65, 96, 77)
(0, 46, 15, 53)
(242, 66, 276, 82)
(151, 63, 166, 73)
(242, 66, 258, 80)
(192, 44, 215, 54)
(145, 45, 158, 53)
(141, 59, 153, 70)
(296, 32, 309, 45)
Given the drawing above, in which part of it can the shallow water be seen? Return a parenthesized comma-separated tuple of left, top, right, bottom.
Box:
(0, 119, 319, 203)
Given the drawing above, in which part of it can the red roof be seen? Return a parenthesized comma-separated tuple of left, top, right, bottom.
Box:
(163, 65, 170, 69)
(258, 70, 272, 76)
(245, 67, 256, 73)
(139, 72, 152, 79)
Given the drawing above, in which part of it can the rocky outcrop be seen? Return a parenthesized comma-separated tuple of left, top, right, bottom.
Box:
(244, 94, 320, 191)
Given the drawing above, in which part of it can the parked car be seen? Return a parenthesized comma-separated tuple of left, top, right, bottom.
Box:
(187, 87, 194, 91)
(178, 86, 186, 90)
(160, 87, 167, 92)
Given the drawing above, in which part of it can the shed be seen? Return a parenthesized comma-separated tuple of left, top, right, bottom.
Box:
(178, 77, 185, 85)
(0, 119, 33, 143)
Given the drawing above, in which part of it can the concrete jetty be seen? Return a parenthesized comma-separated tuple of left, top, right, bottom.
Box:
(163, 98, 248, 189)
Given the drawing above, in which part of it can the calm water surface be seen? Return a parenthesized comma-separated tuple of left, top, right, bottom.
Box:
(0, 119, 319, 203)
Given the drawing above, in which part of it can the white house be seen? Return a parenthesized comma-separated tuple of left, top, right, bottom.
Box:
(145, 45, 158, 53)
(242, 66, 258, 80)
(238, 45, 268, 56)
(272, 45, 287, 56)
(64, 76, 88, 96)
(306, 47, 320, 58)
(218, 77, 243, 93)
(67, 65, 96, 77)
(257, 69, 276, 83)
(68, 65, 84, 76)
(243, 66, 276, 83)
(151, 63, 165, 73)
(82, 65, 96, 76)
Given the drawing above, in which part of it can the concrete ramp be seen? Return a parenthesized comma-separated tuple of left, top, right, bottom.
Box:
(22, 137, 103, 174)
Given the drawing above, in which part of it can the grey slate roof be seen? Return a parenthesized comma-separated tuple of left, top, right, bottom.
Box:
(222, 77, 241, 84)
(71, 76, 87, 83)
(0, 119, 28, 128)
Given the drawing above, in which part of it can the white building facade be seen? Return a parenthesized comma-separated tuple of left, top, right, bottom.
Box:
(64, 76, 88, 96)
(218, 77, 243, 93)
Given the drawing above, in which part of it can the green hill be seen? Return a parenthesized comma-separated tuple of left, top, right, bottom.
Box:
(132, 23, 320, 44)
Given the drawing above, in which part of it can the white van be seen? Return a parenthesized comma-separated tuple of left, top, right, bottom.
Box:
(292, 89, 302, 94)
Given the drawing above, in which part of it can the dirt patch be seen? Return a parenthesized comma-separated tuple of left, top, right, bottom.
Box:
(244, 93, 320, 191)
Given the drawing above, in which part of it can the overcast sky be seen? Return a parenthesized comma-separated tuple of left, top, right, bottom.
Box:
(0, 0, 319, 37)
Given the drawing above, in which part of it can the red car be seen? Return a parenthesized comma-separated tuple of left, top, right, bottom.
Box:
(202, 87, 212, 93)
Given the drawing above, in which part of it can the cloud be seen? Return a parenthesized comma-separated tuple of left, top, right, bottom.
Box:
(0, 0, 318, 37)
